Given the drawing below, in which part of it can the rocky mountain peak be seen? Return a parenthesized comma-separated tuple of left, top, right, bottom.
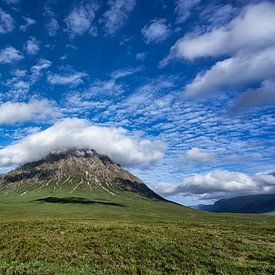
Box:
(0, 149, 162, 199)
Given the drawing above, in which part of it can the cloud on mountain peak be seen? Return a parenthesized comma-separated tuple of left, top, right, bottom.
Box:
(0, 118, 166, 169)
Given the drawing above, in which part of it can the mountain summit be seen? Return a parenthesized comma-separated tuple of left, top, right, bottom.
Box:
(0, 149, 163, 199)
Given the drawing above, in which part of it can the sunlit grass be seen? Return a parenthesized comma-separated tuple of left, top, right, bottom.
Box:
(0, 189, 274, 274)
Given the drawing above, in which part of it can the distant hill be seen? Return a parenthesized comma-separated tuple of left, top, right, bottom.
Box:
(194, 194, 275, 214)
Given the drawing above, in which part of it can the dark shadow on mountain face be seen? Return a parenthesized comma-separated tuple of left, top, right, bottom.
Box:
(34, 196, 124, 207)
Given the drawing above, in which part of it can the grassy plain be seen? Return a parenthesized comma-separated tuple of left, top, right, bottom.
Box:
(0, 188, 274, 274)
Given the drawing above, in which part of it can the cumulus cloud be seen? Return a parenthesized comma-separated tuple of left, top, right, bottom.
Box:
(0, 99, 61, 125)
(175, 0, 201, 23)
(0, 8, 14, 34)
(157, 170, 275, 200)
(230, 79, 275, 114)
(184, 47, 275, 98)
(47, 72, 88, 86)
(24, 37, 40, 55)
(19, 17, 36, 32)
(255, 171, 275, 186)
(165, 2, 275, 61)
(141, 19, 170, 44)
(0, 47, 23, 64)
(172, 1, 275, 111)
(102, 0, 136, 35)
(0, 118, 166, 168)
(64, 1, 98, 37)
(184, 147, 216, 163)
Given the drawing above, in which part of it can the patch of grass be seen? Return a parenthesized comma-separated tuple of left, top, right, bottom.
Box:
(0, 189, 274, 274)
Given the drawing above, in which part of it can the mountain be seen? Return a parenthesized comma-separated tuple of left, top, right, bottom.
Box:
(194, 194, 275, 214)
(0, 149, 163, 200)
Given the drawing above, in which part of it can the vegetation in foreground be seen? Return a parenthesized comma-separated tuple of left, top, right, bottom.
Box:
(0, 188, 274, 274)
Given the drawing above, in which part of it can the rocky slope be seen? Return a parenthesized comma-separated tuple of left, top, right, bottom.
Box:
(0, 149, 162, 199)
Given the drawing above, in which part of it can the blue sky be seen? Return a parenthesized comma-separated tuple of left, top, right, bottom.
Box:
(0, 0, 274, 205)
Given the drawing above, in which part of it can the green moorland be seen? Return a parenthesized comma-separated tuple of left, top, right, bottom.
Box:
(0, 188, 274, 274)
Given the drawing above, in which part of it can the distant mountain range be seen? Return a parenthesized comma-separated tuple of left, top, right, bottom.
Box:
(193, 194, 275, 214)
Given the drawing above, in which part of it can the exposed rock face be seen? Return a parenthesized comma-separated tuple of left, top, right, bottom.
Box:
(0, 149, 162, 199)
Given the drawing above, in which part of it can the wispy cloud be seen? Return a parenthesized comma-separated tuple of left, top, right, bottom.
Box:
(31, 58, 52, 82)
(175, 0, 201, 23)
(19, 16, 36, 32)
(24, 37, 40, 55)
(64, 1, 98, 37)
(46, 18, 59, 36)
(47, 71, 88, 86)
(0, 8, 14, 34)
(111, 66, 142, 79)
(184, 147, 217, 163)
(141, 19, 170, 44)
(102, 0, 136, 35)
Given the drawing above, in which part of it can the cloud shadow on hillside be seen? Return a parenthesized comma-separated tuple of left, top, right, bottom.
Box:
(34, 196, 124, 207)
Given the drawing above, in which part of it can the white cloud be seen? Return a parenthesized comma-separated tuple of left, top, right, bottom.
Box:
(46, 18, 60, 36)
(165, 2, 275, 61)
(44, 8, 59, 36)
(47, 72, 88, 86)
(184, 47, 275, 97)
(0, 118, 166, 168)
(136, 52, 146, 61)
(141, 19, 170, 44)
(184, 147, 216, 163)
(0, 8, 14, 34)
(102, 0, 136, 35)
(0, 99, 61, 125)
(12, 69, 27, 78)
(31, 58, 52, 81)
(256, 171, 275, 186)
(111, 66, 142, 79)
(165, 1, 275, 110)
(46, 18, 59, 36)
(230, 79, 275, 113)
(175, 0, 201, 23)
(24, 37, 40, 55)
(157, 170, 275, 200)
(5, 77, 30, 93)
(19, 17, 36, 32)
(0, 47, 23, 64)
(200, 4, 237, 26)
(64, 1, 98, 37)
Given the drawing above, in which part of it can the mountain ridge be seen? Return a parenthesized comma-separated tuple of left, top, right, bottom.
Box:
(193, 194, 275, 214)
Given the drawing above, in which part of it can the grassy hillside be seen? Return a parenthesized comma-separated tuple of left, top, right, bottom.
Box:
(0, 189, 274, 274)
